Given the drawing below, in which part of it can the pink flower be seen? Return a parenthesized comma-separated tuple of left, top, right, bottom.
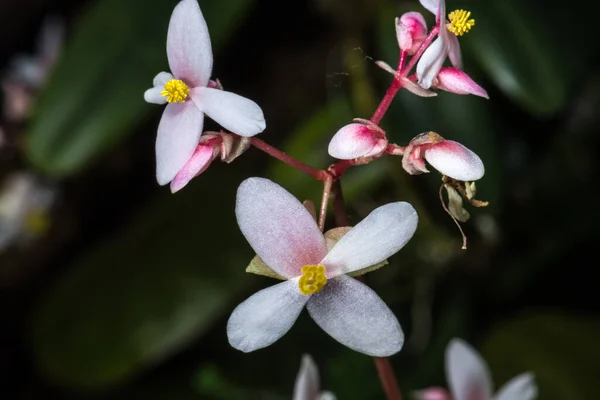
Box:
(169, 136, 220, 193)
(227, 178, 418, 356)
(434, 339, 537, 400)
(402, 132, 484, 181)
(144, 0, 266, 186)
(416, 0, 468, 89)
(433, 68, 488, 99)
(293, 355, 335, 400)
(396, 12, 428, 55)
(328, 122, 388, 160)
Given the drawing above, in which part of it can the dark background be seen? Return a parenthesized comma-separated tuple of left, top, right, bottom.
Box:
(1, 0, 599, 398)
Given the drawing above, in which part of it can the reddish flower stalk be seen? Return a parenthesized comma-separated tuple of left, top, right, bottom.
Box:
(374, 357, 403, 400)
(249, 137, 326, 180)
(401, 25, 439, 77)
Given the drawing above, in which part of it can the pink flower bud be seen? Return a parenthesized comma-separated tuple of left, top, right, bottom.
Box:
(434, 68, 488, 99)
(424, 140, 484, 181)
(396, 12, 428, 55)
(414, 387, 452, 400)
(170, 138, 220, 193)
(328, 123, 388, 160)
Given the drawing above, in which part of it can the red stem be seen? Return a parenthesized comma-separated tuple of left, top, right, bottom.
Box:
(401, 25, 439, 77)
(370, 51, 407, 125)
(249, 138, 326, 180)
(374, 357, 403, 400)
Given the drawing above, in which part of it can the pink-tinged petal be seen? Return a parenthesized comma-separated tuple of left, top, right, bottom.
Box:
(167, 0, 213, 87)
(447, 33, 463, 69)
(446, 339, 493, 400)
(170, 141, 218, 193)
(419, 0, 439, 16)
(435, 68, 489, 98)
(494, 373, 537, 400)
(424, 140, 484, 181)
(191, 87, 266, 136)
(144, 86, 167, 104)
(236, 178, 327, 278)
(402, 78, 438, 97)
(416, 37, 448, 89)
(402, 146, 430, 175)
(153, 71, 174, 86)
(321, 202, 417, 277)
(328, 123, 387, 160)
(375, 60, 396, 75)
(227, 279, 308, 353)
(399, 12, 428, 54)
(293, 355, 320, 400)
(155, 102, 204, 185)
(414, 387, 452, 400)
(307, 275, 403, 356)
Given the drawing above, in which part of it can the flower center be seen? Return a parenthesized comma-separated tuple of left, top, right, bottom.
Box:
(161, 79, 189, 103)
(298, 265, 327, 295)
(447, 9, 475, 36)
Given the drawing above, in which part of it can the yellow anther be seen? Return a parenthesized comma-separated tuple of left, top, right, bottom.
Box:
(23, 209, 50, 236)
(447, 9, 475, 36)
(161, 79, 189, 103)
(298, 265, 327, 295)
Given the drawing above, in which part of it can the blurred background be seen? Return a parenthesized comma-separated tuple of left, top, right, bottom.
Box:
(1, 0, 599, 398)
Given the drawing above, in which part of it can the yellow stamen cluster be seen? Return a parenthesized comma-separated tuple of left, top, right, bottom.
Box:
(23, 209, 50, 235)
(447, 9, 475, 36)
(298, 265, 327, 295)
(161, 79, 189, 103)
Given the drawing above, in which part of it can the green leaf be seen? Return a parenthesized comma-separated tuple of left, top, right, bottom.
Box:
(481, 312, 600, 400)
(25, 0, 253, 177)
(30, 170, 253, 388)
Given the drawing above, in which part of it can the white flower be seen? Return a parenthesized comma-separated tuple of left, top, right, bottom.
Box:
(144, 0, 266, 186)
(416, 0, 472, 89)
(444, 339, 537, 400)
(293, 355, 336, 400)
(227, 177, 418, 356)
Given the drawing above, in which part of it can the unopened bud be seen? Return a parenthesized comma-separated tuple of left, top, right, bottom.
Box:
(396, 12, 428, 55)
(328, 122, 388, 160)
(434, 68, 488, 99)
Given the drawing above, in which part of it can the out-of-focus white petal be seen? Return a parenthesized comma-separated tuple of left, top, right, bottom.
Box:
(447, 33, 463, 69)
(494, 373, 537, 400)
(318, 392, 336, 400)
(446, 339, 493, 400)
(328, 123, 387, 160)
(416, 37, 448, 89)
(236, 178, 327, 278)
(153, 71, 174, 86)
(144, 86, 167, 104)
(170, 141, 218, 193)
(227, 279, 308, 353)
(424, 140, 484, 181)
(166, 0, 213, 87)
(435, 68, 489, 98)
(307, 275, 403, 356)
(321, 202, 417, 277)
(293, 355, 320, 400)
(414, 387, 452, 400)
(155, 102, 204, 185)
(419, 0, 439, 16)
(191, 87, 266, 136)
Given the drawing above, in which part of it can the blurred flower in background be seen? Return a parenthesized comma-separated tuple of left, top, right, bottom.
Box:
(293, 354, 335, 400)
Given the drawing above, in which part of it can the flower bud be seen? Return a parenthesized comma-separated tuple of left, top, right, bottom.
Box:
(170, 137, 220, 193)
(414, 387, 452, 400)
(328, 122, 387, 160)
(434, 68, 488, 99)
(396, 12, 428, 55)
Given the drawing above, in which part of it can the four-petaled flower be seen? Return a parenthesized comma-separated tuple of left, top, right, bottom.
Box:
(416, 339, 538, 400)
(227, 177, 418, 356)
(144, 0, 266, 186)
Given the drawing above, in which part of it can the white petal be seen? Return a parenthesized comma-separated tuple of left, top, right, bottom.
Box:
(419, 0, 439, 16)
(166, 0, 213, 87)
(416, 37, 448, 89)
(144, 86, 167, 104)
(153, 71, 174, 86)
(321, 202, 417, 277)
(307, 275, 403, 356)
(227, 279, 308, 353)
(155, 102, 204, 185)
(447, 33, 463, 69)
(236, 178, 327, 278)
(318, 392, 336, 400)
(328, 123, 384, 160)
(191, 87, 266, 136)
(494, 373, 537, 400)
(446, 339, 493, 400)
(293, 355, 320, 400)
(424, 140, 485, 181)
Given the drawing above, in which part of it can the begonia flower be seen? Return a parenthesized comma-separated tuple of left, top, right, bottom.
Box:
(328, 122, 387, 160)
(293, 354, 336, 400)
(144, 0, 266, 186)
(416, 339, 538, 400)
(402, 132, 484, 181)
(417, 0, 475, 89)
(396, 12, 428, 55)
(227, 178, 418, 356)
